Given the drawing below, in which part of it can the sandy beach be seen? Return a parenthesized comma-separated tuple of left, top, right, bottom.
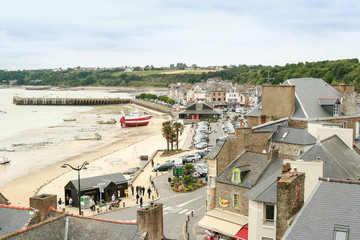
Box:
(0, 103, 175, 206)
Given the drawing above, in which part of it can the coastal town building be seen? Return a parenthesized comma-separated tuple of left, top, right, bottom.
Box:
(178, 102, 220, 123)
(247, 78, 360, 141)
(1, 194, 165, 240)
(282, 178, 360, 240)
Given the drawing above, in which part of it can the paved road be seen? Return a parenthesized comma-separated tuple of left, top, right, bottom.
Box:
(98, 173, 206, 240)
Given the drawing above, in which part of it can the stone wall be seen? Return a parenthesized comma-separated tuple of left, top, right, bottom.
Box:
(272, 142, 305, 159)
(276, 173, 305, 240)
(343, 92, 357, 115)
(131, 99, 177, 117)
(215, 182, 249, 216)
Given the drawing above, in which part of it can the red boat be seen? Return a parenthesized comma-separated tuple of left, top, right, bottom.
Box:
(120, 108, 152, 127)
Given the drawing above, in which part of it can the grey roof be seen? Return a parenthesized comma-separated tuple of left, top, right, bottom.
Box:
(297, 135, 360, 180)
(252, 118, 288, 133)
(69, 172, 127, 191)
(180, 102, 220, 116)
(282, 180, 360, 240)
(283, 78, 343, 118)
(244, 157, 283, 204)
(269, 126, 317, 145)
(206, 138, 226, 159)
(317, 97, 339, 106)
(6, 215, 140, 240)
(0, 206, 33, 237)
(246, 103, 262, 117)
(216, 151, 269, 189)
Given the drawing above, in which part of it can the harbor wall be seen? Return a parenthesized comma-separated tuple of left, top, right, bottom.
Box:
(13, 96, 130, 105)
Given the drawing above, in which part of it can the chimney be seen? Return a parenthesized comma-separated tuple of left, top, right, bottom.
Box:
(137, 203, 165, 240)
(276, 166, 305, 240)
(342, 91, 356, 115)
(267, 149, 279, 161)
(29, 194, 57, 224)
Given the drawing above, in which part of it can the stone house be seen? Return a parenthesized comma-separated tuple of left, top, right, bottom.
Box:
(1, 194, 165, 240)
(209, 86, 227, 103)
(247, 79, 360, 140)
(269, 126, 317, 159)
(282, 178, 360, 240)
(199, 150, 283, 239)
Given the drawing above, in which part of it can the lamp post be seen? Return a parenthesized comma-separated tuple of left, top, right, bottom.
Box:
(61, 161, 89, 215)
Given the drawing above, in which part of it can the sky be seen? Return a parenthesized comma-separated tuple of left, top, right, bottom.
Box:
(0, 0, 359, 70)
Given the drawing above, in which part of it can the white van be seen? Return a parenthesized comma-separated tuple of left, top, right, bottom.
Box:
(169, 157, 183, 167)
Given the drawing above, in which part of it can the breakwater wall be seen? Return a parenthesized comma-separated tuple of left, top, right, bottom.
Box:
(13, 96, 131, 105)
(132, 99, 178, 117)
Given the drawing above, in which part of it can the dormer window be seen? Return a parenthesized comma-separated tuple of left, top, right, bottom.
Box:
(232, 168, 241, 183)
(333, 225, 349, 240)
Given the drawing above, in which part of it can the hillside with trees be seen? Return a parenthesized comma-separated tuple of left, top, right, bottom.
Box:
(1, 59, 359, 90)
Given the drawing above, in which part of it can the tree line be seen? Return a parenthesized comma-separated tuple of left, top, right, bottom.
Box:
(1, 58, 359, 90)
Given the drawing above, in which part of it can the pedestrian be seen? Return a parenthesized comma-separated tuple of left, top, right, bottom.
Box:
(139, 186, 142, 194)
(69, 197, 73, 208)
(136, 185, 139, 194)
(147, 187, 152, 199)
(136, 193, 139, 204)
(90, 197, 95, 212)
(142, 186, 145, 196)
(111, 194, 115, 203)
(151, 159, 154, 168)
(140, 196, 143, 207)
(58, 198, 62, 209)
(131, 185, 134, 195)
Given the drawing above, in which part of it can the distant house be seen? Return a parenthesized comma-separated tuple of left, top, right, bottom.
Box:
(282, 178, 360, 240)
(178, 102, 220, 123)
(246, 78, 360, 140)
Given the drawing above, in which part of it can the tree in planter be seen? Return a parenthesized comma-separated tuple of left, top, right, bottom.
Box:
(182, 164, 195, 186)
(172, 122, 184, 150)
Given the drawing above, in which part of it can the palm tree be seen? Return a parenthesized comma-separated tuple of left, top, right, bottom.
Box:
(162, 124, 173, 151)
(172, 122, 185, 150)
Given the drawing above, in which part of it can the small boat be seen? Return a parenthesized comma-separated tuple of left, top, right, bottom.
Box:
(0, 156, 10, 164)
(0, 147, 15, 152)
(63, 118, 76, 121)
(120, 107, 152, 128)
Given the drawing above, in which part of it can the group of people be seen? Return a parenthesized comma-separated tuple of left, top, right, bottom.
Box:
(58, 197, 73, 210)
(131, 185, 153, 207)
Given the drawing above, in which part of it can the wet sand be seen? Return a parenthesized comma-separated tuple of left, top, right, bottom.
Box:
(0, 104, 172, 206)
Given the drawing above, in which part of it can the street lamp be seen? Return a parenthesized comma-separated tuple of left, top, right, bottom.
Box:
(61, 161, 89, 215)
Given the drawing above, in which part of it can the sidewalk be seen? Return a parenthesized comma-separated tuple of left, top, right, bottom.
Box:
(62, 124, 196, 216)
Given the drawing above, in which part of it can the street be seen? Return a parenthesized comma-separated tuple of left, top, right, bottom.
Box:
(98, 174, 206, 240)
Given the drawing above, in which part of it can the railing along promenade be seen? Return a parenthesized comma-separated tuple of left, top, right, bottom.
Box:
(13, 96, 131, 105)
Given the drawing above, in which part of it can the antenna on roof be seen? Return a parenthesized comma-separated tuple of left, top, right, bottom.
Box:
(266, 67, 274, 84)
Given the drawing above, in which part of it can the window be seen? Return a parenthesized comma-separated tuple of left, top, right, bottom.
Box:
(264, 204, 275, 222)
(209, 176, 215, 187)
(333, 225, 349, 240)
(232, 169, 241, 183)
(334, 104, 339, 116)
(233, 194, 239, 209)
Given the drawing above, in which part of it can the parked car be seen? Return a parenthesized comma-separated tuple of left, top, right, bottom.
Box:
(122, 167, 140, 175)
(195, 141, 208, 149)
(196, 150, 209, 158)
(182, 154, 201, 163)
(153, 161, 174, 172)
(168, 157, 183, 167)
(194, 165, 207, 177)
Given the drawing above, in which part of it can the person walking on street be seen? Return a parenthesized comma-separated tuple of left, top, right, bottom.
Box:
(151, 159, 154, 168)
(111, 194, 115, 204)
(136, 185, 139, 194)
(131, 185, 134, 195)
(68, 197, 73, 208)
(139, 186, 142, 194)
(136, 193, 139, 204)
(147, 187, 152, 199)
(142, 186, 145, 196)
(58, 198, 62, 210)
(140, 196, 143, 207)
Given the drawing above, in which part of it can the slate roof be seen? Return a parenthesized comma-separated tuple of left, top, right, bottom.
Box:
(297, 135, 360, 180)
(282, 179, 360, 240)
(269, 126, 317, 145)
(216, 151, 269, 189)
(244, 157, 283, 204)
(180, 102, 220, 116)
(317, 97, 339, 106)
(0, 205, 33, 237)
(69, 172, 127, 191)
(4, 211, 140, 240)
(283, 78, 343, 118)
(251, 118, 288, 133)
(206, 138, 226, 159)
(246, 103, 262, 117)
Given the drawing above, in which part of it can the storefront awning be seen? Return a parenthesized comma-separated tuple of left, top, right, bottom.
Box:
(198, 208, 248, 237)
(234, 224, 248, 240)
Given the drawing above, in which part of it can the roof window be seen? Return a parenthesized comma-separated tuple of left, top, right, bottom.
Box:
(333, 225, 349, 240)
